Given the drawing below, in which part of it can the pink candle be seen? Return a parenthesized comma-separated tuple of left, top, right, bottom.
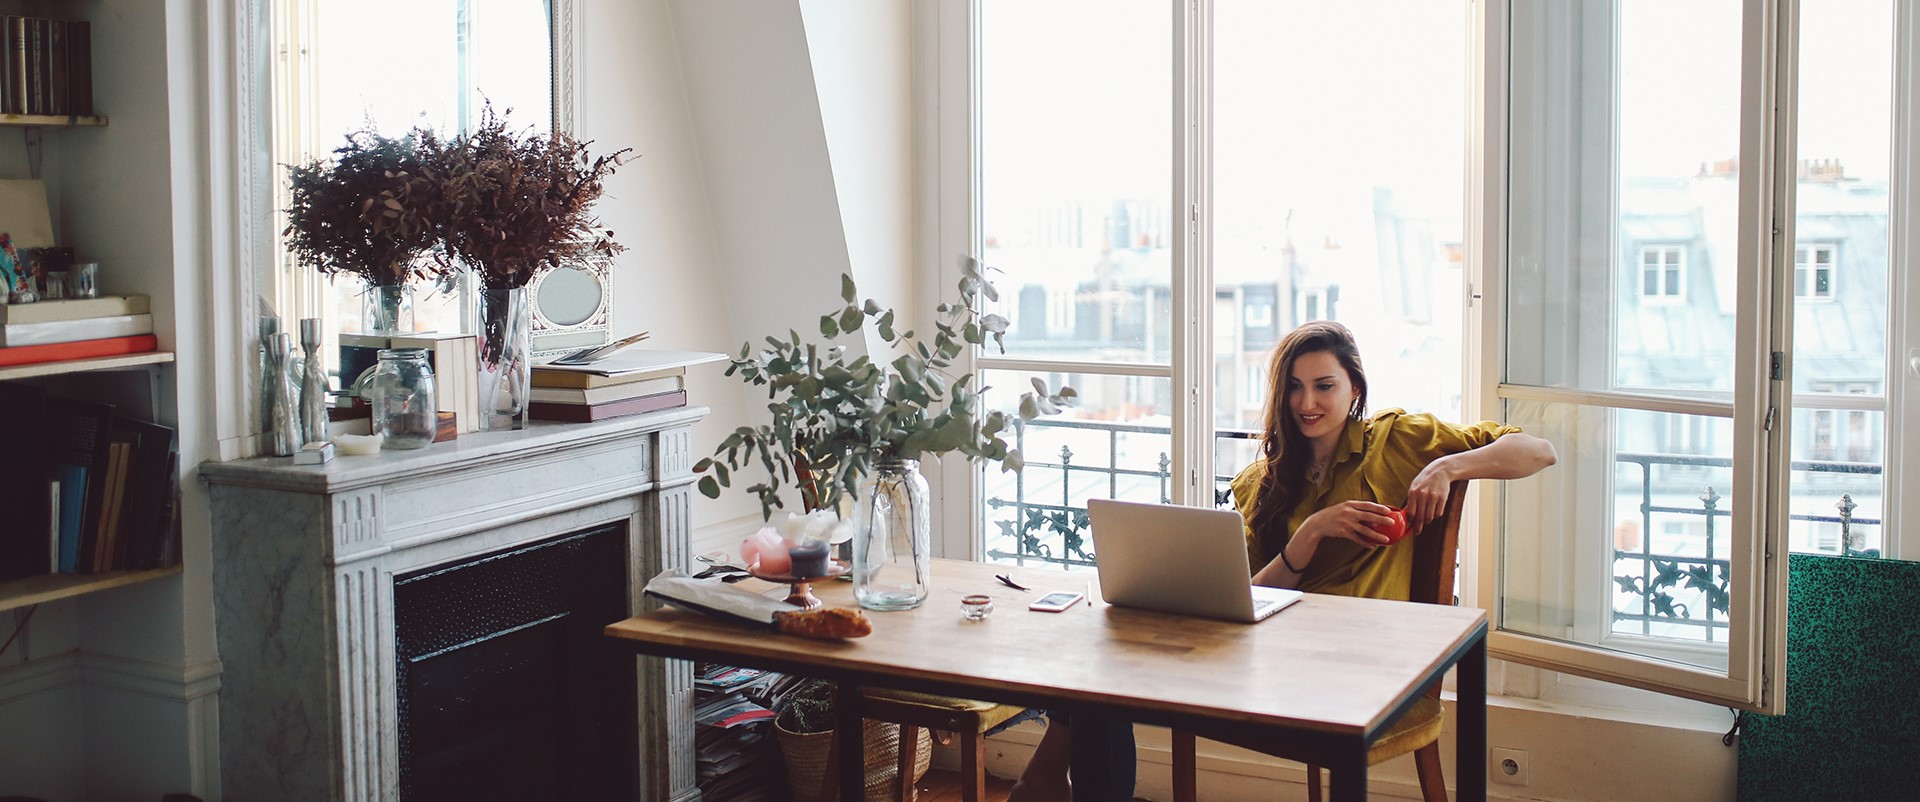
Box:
(757, 538, 792, 575)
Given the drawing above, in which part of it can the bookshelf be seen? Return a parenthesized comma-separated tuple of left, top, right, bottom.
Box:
(0, 564, 179, 613)
(0, 350, 171, 381)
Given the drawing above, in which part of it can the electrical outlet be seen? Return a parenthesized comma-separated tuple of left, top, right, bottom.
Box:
(1491, 747, 1530, 785)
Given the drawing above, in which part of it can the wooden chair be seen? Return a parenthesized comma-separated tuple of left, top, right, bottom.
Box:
(1171, 480, 1470, 802)
(857, 690, 1027, 802)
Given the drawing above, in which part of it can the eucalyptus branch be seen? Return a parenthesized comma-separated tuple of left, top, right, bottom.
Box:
(696, 256, 1076, 520)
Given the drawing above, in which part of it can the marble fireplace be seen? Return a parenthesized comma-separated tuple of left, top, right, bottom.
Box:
(202, 409, 706, 801)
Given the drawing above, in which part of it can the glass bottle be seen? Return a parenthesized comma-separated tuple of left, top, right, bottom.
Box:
(298, 318, 329, 446)
(371, 347, 437, 450)
(853, 458, 932, 610)
(267, 333, 301, 456)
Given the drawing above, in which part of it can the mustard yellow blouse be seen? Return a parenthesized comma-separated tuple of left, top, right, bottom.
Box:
(1229, 409, 1520, 601)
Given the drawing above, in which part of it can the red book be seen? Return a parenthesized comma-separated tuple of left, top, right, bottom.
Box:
(527, 389, 687, 423)
(0, 334, 158, 367)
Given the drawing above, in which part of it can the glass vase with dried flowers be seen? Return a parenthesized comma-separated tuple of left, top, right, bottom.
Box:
(282, 129, 444, 336)
(421, 104, 631, 430)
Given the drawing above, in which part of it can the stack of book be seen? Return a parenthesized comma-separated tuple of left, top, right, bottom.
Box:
(0, 295, 157, 368)
(693, 663, 805, 802)
(340, 331, 480, 433)
(0, 385, 181, 580)
(1, 15, 93, 117)
(528, 349, 722, 423)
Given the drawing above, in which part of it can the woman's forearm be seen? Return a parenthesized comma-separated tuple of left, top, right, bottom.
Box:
(1436, 432, 1557, 481)
(1252, 530, 1316, 588)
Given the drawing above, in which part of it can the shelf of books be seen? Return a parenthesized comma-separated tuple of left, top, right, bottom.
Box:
(0, 564, 180, 613)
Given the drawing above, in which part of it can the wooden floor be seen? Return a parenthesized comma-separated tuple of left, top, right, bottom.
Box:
(911, 767, 1017, 802)
(909, 768, 1150, 802)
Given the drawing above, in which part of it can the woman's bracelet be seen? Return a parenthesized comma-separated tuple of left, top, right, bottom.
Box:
(1278, 545, 1304, 575)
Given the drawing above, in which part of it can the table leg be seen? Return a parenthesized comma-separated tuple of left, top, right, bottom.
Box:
(835, 681, 865, 802)
(1328, 744, 1368, 802)
(1458, 632, 1488, 801)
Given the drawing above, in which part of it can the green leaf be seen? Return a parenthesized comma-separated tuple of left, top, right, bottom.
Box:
(698, 476, 721, 498)
(841, 273, 857, 302)
(982, 313, 1010, 334)
(820, 314, 839, 337)
(694, 457, 713, 472)
(839, 306, 863, 332)
(863, 299, 882, 315)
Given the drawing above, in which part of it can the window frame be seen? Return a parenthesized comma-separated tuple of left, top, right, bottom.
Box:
(1472, 0, 1789, 713)
(935, 0, 1798, 715)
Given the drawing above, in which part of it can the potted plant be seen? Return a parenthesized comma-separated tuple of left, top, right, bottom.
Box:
(418, 103, 632, 429)
(772, 679, 930, 802)
(282, 128, 445, 334)
(695, 256, 1075, 609)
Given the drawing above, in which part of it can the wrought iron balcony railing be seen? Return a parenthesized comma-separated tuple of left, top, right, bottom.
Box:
(981, 419, 1882, 642)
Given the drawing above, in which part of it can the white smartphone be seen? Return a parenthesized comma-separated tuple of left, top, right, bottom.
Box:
(1027, 591, 1085, 612)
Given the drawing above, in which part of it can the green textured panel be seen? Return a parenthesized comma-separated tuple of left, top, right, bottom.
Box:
(1738, 554, 1920, 800)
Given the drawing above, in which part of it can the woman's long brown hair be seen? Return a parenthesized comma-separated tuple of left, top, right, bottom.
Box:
(1248, 321, 1370, 558)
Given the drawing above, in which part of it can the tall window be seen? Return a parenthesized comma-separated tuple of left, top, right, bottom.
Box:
(953, 0, 1913, 716)
(974, 0, 1465, 571)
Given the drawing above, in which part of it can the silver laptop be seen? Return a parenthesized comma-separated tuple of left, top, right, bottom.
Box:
(1088, 498, 1303, 623)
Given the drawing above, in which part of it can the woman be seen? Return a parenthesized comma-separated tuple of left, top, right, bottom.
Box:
(1009, 321, 1555, 801)
(1239, 320, 1556, 594)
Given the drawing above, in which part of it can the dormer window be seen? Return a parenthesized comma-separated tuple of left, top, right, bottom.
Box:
(1638, 245, 1686, 302)
(1795, 244, 1837, 300)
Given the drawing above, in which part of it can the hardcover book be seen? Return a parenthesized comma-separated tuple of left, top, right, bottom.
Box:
(0, 295, 150, 325)
(0, 313, 154, 347)
(47, 397, 114, 573)
(0, 334, 159, 367)
(0, 382, 51, 579)
(527, 389, 688, 423)
(528, 374, 683, 405)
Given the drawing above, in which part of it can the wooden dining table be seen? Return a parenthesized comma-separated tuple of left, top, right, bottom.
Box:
(605, 558, 1487, 802)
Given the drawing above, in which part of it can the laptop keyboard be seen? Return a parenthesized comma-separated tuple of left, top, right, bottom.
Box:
(1253, 598, 1276, 612)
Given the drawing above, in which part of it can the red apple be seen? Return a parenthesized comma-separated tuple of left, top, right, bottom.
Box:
(1370, 507, 1410, 544)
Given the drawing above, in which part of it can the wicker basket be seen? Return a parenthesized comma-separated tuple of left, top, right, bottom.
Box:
(775, 718, 933, 802)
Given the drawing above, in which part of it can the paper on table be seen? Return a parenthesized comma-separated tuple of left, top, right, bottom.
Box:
(643, 569, 802, 627)
(534, 348, 726, 376)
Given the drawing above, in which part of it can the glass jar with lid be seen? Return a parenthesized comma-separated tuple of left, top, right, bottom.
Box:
(371, 347, 436, 450)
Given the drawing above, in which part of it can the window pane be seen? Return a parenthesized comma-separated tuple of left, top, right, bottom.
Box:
(1501, 399, 1733, 669)
(979, 370, 1171, 569)
(1213, 0, 1468, 434)
(1790, 0, 1889, 552)
(980, 0, 1170, 361)
(1507, 1, 1742, 393)
(1788, 406, 1884, 556)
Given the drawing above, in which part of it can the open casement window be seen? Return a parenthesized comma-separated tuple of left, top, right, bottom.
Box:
(1480, 0, 1791, 712)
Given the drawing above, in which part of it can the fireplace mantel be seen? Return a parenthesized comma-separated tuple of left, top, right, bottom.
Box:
(201, 409, 706, 801)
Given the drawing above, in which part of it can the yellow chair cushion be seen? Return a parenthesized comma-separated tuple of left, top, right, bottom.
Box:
(1366, 696, 1445, 764)
(862, 689, 1027, 732)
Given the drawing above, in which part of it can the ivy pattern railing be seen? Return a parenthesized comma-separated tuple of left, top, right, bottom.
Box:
(982, 421, 1883, 643)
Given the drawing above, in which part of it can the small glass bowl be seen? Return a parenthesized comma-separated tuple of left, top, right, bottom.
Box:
(960, 594, 994, 621)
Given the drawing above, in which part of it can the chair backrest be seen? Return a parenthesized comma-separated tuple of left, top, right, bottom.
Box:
(1406, 480, 1469, 607)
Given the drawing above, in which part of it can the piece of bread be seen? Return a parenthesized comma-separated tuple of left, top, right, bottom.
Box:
(773, 607, 873, 639)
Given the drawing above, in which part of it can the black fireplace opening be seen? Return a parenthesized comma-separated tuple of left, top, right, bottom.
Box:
(394, 523, 635, 801)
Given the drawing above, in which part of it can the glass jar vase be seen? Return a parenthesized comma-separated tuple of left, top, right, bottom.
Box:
(853, 458, 931, 611)
(371, 347, 436, 450)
